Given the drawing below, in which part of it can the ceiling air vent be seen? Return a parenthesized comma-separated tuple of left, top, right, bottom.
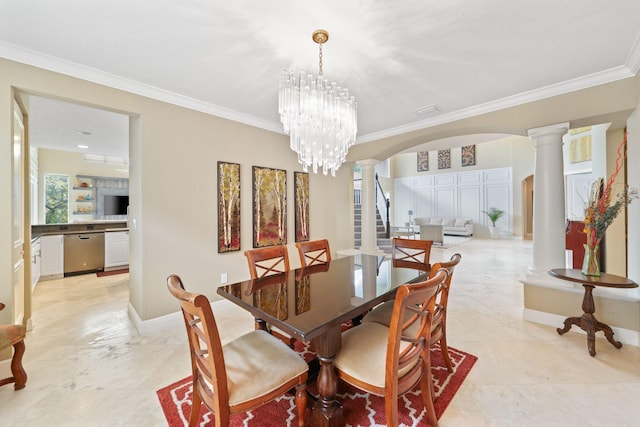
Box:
(414, 104, 441, 117)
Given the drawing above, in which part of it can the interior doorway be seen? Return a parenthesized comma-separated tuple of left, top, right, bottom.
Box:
(522, 175, 533, 240)
(21, 92, 131, 330)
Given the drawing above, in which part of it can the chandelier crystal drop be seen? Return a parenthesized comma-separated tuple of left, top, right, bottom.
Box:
(278, 29, 357, 177)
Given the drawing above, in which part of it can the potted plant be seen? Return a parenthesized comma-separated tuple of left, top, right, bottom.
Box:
(482, 207, 504, 238)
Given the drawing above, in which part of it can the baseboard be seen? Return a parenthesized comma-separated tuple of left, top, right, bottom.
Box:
(127, 303, 182, 335)
(127, 300, 240, 335)
(523, 308, 639, 347)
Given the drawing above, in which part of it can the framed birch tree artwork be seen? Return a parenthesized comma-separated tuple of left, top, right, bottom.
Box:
(217, 161, 240, 253)
(294, 171, 309, 242)
(252, 166, 287, 247)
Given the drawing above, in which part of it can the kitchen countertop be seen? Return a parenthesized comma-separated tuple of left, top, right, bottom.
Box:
(32, 221, 128, 241)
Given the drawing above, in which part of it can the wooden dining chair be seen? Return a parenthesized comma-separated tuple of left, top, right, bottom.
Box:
(362, 253, 462, 373)
(333, 268, 449, 427)
(391, 237, 433, 272)
(295, 239, 331, 266)
(0, 302, 27, 390)
(244, 245, 290, 279)
(244, 246, 294, 346)
(167, 274, 308, 427)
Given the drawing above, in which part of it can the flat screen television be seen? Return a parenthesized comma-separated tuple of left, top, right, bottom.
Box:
(104, 195, 129, 215)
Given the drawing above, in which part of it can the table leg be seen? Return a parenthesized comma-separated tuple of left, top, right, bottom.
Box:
(556, 284, 623, 357)
(595, 320, 623, 349)
(311, 326, 343, 427)
(557, 316, 581, 335)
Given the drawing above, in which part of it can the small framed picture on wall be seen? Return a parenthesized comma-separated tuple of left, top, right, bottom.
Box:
(438, 149, 451, 169)
(417, 151, 429, 172)
(461, 145, 476, 166)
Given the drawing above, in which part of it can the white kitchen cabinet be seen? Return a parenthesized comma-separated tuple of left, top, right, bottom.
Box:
(104, 231, 129, 270)
(31, 237, 41, 289)
(40, 235, 64, 279)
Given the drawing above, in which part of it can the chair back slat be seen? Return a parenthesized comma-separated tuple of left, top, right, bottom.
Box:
(244, 245, 290, 278)
(167, 275, 230, 417)
(386, 268, 448, 397)
(427, 253, 462, 345)
(391, 238, 432, 272)
(295, 239, 331, 266)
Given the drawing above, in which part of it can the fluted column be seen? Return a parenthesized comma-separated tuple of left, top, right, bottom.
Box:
(356, 159, 382, 255)
(527, 122, 569, 275)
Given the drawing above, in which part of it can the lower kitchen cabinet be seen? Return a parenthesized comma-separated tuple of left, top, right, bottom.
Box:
(105, 231, 129, 270)
(31, 237, 41, 289)
(40, 234, 64, 279)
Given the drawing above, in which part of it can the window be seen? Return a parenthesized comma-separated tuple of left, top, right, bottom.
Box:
(44, 174, 69, 224)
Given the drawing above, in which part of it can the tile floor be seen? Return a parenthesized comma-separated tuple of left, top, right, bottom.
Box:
(1, 237, 639, 426)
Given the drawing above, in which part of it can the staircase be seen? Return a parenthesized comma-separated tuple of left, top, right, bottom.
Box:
(354, 203, 392, 253)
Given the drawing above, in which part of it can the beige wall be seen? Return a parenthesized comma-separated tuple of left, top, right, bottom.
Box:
(0, 58, 354, 325)
(389, 136, 535, 236)
(36, 148, 129, 224)
(603, 128, 628, 276)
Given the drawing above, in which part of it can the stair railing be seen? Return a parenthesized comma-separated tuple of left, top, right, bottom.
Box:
(354, 178, 362, 205)
(375, 173, 390, 238)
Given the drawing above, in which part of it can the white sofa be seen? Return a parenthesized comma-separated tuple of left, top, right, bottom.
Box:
(415, 217, 473, 236)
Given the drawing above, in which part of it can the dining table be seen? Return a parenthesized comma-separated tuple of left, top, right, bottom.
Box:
(217, 253, 429, 427)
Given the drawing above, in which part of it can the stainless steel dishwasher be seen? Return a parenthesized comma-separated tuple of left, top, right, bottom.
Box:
(64, 233, 105, 275)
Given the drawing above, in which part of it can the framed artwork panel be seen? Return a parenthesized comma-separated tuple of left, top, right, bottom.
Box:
(294, 171, 310, 242)
(438, 149, 451, 169)
(569, 135, 592, 163)
(461, 145, 476, 166)
(252, 166, 287, 247)
(217, 161, 240, 253)
(417, 151, 429, 172)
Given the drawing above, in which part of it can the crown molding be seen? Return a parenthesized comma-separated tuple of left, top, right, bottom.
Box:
(3, 39, 638, 145)
(356, 64, 637, 144)
(625, 32, 640, 77)
(0, 41, 284, 135)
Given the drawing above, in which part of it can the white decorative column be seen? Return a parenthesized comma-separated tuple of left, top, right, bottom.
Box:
(356, 159, 382, 255)
(626, 109, 640, 283)
(523, 122, 569, 282)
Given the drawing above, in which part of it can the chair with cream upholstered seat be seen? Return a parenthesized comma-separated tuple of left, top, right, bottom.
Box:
(295, 239, 331, 267)
(244, 245, 290, 279)
(333, 268, 449, 427)
(391, 237, 433, 272)
(167, 274, 308, 427)
(244, 245, 295, 346)
(0, 302, 27, 390)
(362, 253, 462, 373)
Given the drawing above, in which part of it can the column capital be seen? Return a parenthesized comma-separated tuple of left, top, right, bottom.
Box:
(527, 122, 570, 140)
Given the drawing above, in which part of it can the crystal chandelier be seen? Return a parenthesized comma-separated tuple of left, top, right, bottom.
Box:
(278, 29, 357, 177)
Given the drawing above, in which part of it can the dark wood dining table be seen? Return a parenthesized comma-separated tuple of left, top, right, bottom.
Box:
(217, 253, 428, 427)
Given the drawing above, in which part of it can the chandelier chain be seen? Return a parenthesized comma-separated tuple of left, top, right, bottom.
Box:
(318, 43, 323, 76)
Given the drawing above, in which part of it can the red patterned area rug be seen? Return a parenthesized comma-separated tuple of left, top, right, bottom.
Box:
(157, 341, 477, 427)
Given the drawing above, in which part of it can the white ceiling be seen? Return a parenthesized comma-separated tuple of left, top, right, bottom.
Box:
(28, 96, 129, 158)
(2, 1, 640, 159)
